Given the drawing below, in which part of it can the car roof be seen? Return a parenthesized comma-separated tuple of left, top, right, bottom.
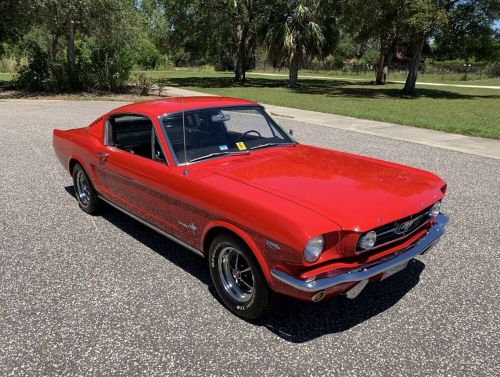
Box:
(110, 96, 259, 118)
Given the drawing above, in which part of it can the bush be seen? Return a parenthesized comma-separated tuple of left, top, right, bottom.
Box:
(134, 72, 152, 95)
(136, 38, 161, 70)
(16, 42, 50, 91)
(89, 38, 136, 91)
(15, 25, 137, 92)
(486, 62, 500, 77)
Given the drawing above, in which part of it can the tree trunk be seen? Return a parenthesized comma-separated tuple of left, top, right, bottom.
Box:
(403, 36, 425, 95)
(375, 50, 385, 85)
(234, 23, 248, 83)
(67, 19, 75, 88)
(375, 51, 392, 84)
(289, 53, 299, 87)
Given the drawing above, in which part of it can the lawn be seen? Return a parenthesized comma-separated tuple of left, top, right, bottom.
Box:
(138, 69, 500, 86)
(2, 69, 498, 139)
(142, 70, 500, 139)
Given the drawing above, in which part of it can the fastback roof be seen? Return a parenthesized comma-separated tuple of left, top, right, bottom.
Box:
(110, 96, 258, 118)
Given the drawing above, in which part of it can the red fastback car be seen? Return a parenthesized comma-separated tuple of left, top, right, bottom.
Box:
(53, 97, 448, 319)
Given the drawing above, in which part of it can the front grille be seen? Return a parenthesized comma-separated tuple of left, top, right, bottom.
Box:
(357, 206, 433, 252)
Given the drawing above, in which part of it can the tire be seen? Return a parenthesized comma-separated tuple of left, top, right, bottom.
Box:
(72, 163, 101, 214)
(208, 234, 271, 320)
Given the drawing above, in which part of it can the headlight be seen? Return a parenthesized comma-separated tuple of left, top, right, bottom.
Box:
(304, 236, 324, 263)
(430, 201, 441, 217)
(358, 231, 377, 250)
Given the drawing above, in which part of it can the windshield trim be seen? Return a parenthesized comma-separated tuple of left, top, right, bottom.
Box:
(157, 104, 295, 167)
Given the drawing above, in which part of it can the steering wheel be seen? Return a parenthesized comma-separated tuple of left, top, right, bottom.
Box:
(237, 130, 262, 142)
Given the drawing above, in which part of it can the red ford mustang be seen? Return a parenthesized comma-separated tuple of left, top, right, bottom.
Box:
(53, 97, 448, 319)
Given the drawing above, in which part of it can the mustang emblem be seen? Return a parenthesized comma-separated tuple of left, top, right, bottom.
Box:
(178, 221, 197, 235)
(396, 215, 422, 234)
(265, 240, 280, 250)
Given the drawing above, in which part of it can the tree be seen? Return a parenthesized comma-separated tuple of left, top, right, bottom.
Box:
(0, 0, 34, 52)
(15, 0, 142, 91)
(232, 0, 266, 83)
(161, 0, 266, 82)
(342, 0, 405, 84)
(402, 0, 447, 94)
(433, 0, 500, 62)
(263, 0, 339, 87)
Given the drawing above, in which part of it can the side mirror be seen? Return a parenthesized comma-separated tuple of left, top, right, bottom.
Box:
(211, 112, 231, 122)
(289, 129, 294, 136)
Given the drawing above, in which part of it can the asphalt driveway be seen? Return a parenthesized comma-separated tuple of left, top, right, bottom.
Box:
(0, 99, 498, 376)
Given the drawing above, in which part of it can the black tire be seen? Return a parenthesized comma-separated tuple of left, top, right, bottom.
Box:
(72, 163, 101, 214)
(208, 234, 271, 320)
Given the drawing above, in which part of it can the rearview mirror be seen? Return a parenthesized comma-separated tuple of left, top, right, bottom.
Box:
(211, 113, 231, 122)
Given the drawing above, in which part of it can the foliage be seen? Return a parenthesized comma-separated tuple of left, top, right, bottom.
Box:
(136, 37, 162, 70)
(1, 0, 499, 94)
(12, 0, 141, 91)
(486, 61, 500, 77)
(262, 0, 340, 86)
(134, 72, 153, 95)
(433, 0, 500, 62)
(0, 0, 33, 51)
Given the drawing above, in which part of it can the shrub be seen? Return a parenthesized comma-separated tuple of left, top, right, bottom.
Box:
(136, 38, 161, 70)
(486, 62, 500, 77)
(134, 72, 152, 95)
(16, 42, 50, 91)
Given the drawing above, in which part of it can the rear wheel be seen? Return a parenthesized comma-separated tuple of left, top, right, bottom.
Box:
(72, 163, 100, 214)
(208, 234, 270, 319)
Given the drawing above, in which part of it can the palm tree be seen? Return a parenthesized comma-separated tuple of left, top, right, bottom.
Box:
(263, 0, 337, 87)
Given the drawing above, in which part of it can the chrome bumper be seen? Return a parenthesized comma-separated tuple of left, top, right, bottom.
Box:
(271, 214, 449, 293)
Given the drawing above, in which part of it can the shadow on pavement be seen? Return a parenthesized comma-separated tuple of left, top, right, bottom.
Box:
(65, 186, 425, 343)
(262, 259, 423, 342)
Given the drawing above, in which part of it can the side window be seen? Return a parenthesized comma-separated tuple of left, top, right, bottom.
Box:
(107, 114, 166, 163)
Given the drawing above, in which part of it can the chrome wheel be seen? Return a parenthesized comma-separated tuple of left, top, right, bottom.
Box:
(217, 246, 254, 303)
(75, 170, 90, 206)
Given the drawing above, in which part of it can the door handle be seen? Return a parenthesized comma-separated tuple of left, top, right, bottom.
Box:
(98, 152, 109, 163)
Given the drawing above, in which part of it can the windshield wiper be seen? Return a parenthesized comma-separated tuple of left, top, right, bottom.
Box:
(250, 142, 295, 151)
(188, 151, 249, 163)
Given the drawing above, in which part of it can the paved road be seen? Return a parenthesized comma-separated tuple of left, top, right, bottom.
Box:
(0, 99, 498, 376)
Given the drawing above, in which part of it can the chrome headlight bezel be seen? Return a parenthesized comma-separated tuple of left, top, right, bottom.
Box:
(358, 230, 377, 251)
(304, 235, 325, 263)
(429, 201, 442, 217)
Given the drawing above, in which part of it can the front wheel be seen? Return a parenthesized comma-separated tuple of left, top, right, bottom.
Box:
(208, 234, 271, 319)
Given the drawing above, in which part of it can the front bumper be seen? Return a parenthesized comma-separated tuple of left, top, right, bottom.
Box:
(271, 213, 448, 294)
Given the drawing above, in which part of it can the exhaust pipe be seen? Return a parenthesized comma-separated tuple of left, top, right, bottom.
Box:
(312, 291, 326, 302)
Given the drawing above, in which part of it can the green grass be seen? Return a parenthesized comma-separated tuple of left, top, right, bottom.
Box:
(245, 70, 500, 86)
(138, 69, 500, 86)
(141, 70, 500, 139)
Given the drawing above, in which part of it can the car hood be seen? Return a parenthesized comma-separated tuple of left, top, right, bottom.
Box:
(207, 144, 445, 231)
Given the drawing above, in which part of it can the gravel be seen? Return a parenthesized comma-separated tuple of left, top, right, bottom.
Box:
(0, 99, 498, 376)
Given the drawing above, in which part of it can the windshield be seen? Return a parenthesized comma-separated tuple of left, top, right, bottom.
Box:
(161, 106, 294, 164)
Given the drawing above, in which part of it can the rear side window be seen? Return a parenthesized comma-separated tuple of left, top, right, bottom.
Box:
(107, 114, 166, 162)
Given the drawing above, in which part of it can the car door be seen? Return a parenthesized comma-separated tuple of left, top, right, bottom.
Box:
(98, 114, 172, 233)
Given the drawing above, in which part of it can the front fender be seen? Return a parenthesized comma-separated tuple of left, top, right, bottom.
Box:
(201, 220, 274, 286)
